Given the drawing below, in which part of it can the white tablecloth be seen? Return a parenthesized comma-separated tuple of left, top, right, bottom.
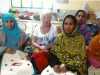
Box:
(1, 50, 34, 75)
(41, 65, 77, 75)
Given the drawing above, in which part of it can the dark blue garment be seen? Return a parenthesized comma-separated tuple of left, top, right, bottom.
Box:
(87, 24, 100, 36)
(78, 23, 100, 45)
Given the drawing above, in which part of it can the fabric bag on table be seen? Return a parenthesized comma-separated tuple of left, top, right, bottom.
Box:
(1, 50, 35, 75)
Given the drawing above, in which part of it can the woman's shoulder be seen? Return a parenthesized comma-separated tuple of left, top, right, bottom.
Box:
(49, 24, 57, 33)
(90, 34, 100, 44)
(76, 32, 84, 37)
(75, 32, 85, 42)
(57, 32, 64, 36)
(94, 34, 100, 39)
(56, 32, 65, 39)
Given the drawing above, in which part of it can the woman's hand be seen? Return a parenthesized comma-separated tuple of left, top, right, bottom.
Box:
(39, 45, 48, 52)
(39, 45, 46, 50)
(53, 65, 61, 73)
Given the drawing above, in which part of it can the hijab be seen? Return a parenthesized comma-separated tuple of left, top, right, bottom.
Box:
(62, 15, 79, 37)
(2, 13, 22, 49)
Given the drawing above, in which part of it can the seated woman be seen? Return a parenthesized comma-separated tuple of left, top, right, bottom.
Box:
(75, 10, 99, 46)
(31, 13, 57, 73)
(0, 13, 25, 68)
(32, 13, 57, 51)
(0, 13, 35, 75)
(51, 15, 87, 75)
(87, 32, 100, 75)
(1, 13, 26, 50)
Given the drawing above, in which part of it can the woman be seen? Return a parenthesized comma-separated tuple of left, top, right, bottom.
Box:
(0, 13, 26, 69)
(75, 10, 99, 45)
(87, 32, 100, 75)
(2, 13, 25, 49)
(31, 13, 57, 73)
(51, 15, 87, 75)
(0, 13, 35, 75)
(32, 13, 57, 51)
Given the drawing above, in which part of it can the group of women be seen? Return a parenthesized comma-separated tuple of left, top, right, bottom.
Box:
(0, 9, 100, 75)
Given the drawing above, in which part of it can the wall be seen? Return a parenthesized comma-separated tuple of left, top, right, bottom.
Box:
(0, 0, 100, 13)
(88, 0, 100, 11)
(54, 0, 100, 11)
(0, 0, 11, 13)
(53, 0, 84, 10)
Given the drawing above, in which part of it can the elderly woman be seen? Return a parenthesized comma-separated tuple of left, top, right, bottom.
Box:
(51, 15, 87, 75)
(31, 13, 57, 73)
(32, 13, 57, 51)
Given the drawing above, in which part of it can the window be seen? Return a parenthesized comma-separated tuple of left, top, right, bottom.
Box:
(43, 0, 53, 9)
(11, 0, 53, 9)
(57, 0, 69, 3)
(11, 0, 21, 7)
(32, 0, 42, 8)
(11, 0, 32, 8)
(22, 0, 32, 8)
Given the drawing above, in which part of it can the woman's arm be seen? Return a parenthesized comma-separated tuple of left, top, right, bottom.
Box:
(19, 32, 26, 48)
(32, 36, 47, 50)
(0, 31, 5, 46)
(79, 36, 86, 61)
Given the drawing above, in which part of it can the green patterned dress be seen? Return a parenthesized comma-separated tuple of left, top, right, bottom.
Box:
(51, 32, 87, 75)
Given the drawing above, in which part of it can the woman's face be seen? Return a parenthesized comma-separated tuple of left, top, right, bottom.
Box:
(76, 12, 86, 25)
(6, 20, 14, 29)
(42, 15, 51, 27)
(63, 18, 76, 33)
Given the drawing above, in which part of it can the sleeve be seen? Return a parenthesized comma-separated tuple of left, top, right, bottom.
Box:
(49, 34, 62, 65)
(0, 31, 5, 46)
(32, 25, 39, 37)
(18, 32, 26, 47)
(32, 28, 37, 37)
(79, 35, 86, 62)
(52, 25, 57, 37)
(50, 25, 57, 44)
(50, 34, 62, 56)
(31, 25, 39, 43)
